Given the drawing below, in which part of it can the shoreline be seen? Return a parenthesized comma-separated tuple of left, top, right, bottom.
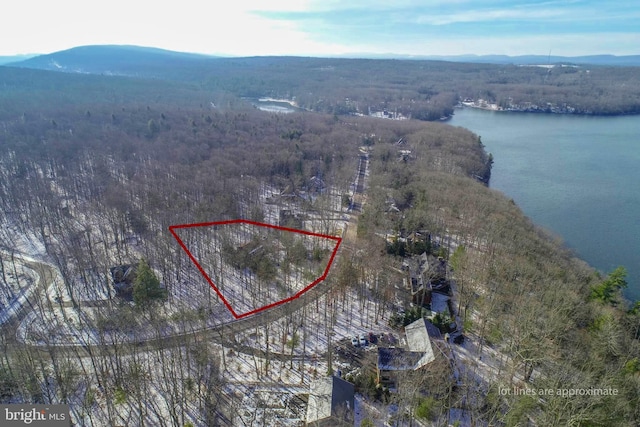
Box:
(448, 107, 640, 303)
(452, 102, 640, 118)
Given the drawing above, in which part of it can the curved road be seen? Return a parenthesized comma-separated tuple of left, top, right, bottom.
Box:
(5, 150, 370, 360)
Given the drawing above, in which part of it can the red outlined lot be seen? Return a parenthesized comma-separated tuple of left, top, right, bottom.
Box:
(169, 219, 342, 319)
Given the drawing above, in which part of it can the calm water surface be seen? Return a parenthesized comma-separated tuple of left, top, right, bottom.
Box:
(449, 108, 640, 301)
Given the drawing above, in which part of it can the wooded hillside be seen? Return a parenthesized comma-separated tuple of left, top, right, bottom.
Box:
(11, 46, 640, 119)
(0, 60, 638, 425)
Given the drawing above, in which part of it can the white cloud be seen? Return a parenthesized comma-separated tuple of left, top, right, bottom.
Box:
(301, 0, 475, 12)
(412, 1, 640, 26)
(346, 32, 640, 56)
(416, 7, 566, 25)
(0, 0, 638, 56)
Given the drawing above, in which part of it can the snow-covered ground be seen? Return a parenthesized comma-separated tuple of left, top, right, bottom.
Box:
(260, 183, 346, 234)
(0, 216, 50, 323)
(173, 220, 341, 317)
(233, 286, 397, 358)
(2, 158, 468, 425)
(0, 250, 46, 325)
(0, 218, 47, 257)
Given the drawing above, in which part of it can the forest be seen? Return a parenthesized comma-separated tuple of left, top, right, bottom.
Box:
(10, 45, 640, 120)
(0, 50, 639, 426)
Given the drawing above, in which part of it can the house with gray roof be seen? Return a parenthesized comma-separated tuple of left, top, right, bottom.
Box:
(377, 318, 442, 387)
(306, 375, 354, 426)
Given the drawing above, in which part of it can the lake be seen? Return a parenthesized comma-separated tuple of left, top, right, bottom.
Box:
(448, 108, 640, 302)
(248, 98, 300, 114)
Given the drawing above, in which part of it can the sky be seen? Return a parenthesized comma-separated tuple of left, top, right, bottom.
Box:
(2, 0, 639, 57)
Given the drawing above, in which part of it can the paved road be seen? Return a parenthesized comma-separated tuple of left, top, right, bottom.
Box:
(1, 257, 57, 338)
(350, 153, 369, 212)
(5, 237, 346, 361)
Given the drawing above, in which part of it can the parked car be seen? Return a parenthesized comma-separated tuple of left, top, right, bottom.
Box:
(359, 334, 367, 346)
(351, 336, 359, 347)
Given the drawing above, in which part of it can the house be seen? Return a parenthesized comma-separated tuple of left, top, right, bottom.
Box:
(405, 317, 441, 360)
(377, 318, 442, 387)
(408, 252, 432, 305)
(308, 175, 326, 193)
(410, 252, 450, 304)
(306, 375, 355, 426)
(410, 275, 432, 306)
(109, 264, 135, 299)
(377, 347, 424, 385)
(279, 209, 304, 229)
(109, 263, 166, 302)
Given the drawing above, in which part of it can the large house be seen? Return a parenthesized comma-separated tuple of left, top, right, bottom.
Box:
(305, 375, 355, 426)
(409, 251, 449, 305)
(109, 264, 135, 299)
(377, 318, 442, 387)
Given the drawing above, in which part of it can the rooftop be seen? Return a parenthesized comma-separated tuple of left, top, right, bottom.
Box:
(306, 375, 355, 424)
(405, 317, 439, 369)
(377, 318, 441, 375)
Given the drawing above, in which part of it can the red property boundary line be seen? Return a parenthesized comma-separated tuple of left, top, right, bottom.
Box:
(169, 219, 342, 319)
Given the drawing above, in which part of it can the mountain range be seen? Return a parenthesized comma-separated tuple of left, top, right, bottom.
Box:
(0, 53, 37, 65)
(4, 45, 640, 75)
(4, 45, 218, 77)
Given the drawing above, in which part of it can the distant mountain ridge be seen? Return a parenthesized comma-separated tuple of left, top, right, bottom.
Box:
(0, 54, 38, 65)
(7, 45, 219, 77)
(4, 44, 639, 119)
(7, 45, 640, 76)
(421, 53, 640, 66)
(333, 52, 640, 66)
